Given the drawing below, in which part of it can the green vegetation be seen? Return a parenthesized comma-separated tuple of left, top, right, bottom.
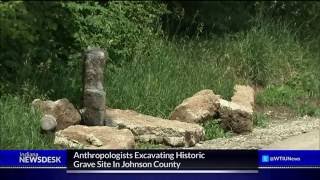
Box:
(253, 112, 269, 128)
(0, 1, 319, 149)
(256, 84, 320, 117)
(0, 95, 56, 149)
(202, 120, 233, 140)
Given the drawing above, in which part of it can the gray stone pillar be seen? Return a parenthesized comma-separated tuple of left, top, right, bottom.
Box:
(82, 48, 106, 126)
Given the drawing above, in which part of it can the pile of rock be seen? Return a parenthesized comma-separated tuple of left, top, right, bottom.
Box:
(32, 99, 204, 148)
(169, 85, 255, 133)
(33, 84, 254, 149)
(32, 99, 137, 149)
(32, 98, 81, 131)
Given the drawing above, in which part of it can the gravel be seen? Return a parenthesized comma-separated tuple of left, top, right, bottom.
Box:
(191, 116, 320, 149)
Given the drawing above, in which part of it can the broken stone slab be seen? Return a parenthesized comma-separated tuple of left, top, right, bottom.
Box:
(40, 114, 57, 132)
(32, 98, 81, 130)
(105, 108, 205, 147)
(218, 99, 253, 134)
(231, 85, 255, 111)
(54, 125, 135, 149)
(169, 89, 220, 123)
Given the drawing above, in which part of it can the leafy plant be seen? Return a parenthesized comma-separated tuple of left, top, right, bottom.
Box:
(202, 120, 232, 140)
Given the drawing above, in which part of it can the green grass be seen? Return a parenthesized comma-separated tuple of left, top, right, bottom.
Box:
(105, 20, 319, 119)
(256, 85, 320, 117)
(256, 85, 303, 107)
(0, 95, 57, 149)
(253, 112, 269, 128)
(202, 120, 233, 140)
(105, 37, 236, 118)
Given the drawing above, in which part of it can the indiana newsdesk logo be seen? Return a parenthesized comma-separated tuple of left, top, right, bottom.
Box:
(19, 152, 61, 164)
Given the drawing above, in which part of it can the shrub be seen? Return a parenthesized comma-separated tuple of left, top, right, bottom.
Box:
(0, 1, 168, 105)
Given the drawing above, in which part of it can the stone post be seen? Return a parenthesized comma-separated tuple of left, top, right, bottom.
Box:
(82, 48, 106, 126)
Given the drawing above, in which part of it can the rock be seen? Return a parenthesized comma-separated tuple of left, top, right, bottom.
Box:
(32, 98, 81, 130)
(169, 89, 220, 123)
(82, 48, 107, 126)
(219, 84, 255, 134)
(231, 85, 255, 111)
(40, 114, 57, 132)
(83, 89, 106, 110)
(82, 108, 105, 126)
(86, 134, 103, 147)
(83, 48, 106, 91)
(218, 99, 253, 133)
(105, 108, 205, 147)
(138, 135, 163, 144)
(54, 125, 135, 149)
(164, 137, 185, 147)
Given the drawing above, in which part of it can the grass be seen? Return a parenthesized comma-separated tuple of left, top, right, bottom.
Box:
(256, 85, 320, 117)
(256, 85, 303, 107)
(1, 20, 320, 149)
(253, 112, 269, 128)
(202, 120, 233, 140)
(105, 37, 236, 118)
(105, 20, 319, 119)
(0, 95, 57, 149)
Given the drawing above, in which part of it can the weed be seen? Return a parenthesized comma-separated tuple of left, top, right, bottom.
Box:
(253, 112, 269, 128)
(202, 120, 233, 140)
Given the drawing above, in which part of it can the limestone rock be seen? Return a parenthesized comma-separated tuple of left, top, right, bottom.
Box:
(169, 89, 220, 123)
(231, 85, 255, 111)
(218, 99, 253, 133)
(86, 134, 103, 147)
(32, 98, 81, 130)
(54, 125, 135, 149)
(40, 114, 57, 132)
(105, 108, 205, 147)
(164, 137, 185, 147)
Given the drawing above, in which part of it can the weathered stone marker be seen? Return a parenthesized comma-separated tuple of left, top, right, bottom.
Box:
(82, 48, 106, 126)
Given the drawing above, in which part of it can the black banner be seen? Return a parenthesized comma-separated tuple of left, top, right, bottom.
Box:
(67, 150, 258, 170)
